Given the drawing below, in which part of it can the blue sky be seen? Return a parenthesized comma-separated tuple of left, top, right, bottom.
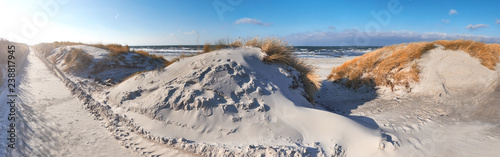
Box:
(1, 0, 499, 46)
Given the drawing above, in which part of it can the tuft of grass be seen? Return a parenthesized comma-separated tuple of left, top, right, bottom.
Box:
(121, 70, 148, 83)
(231, 39, 243, 47)
(256, 37, 320, 102)
(97, 44, 130, 56)
(63, 48, 93, 73)
(199, 37, 320, 102)
(245, 37, 262, 47)
(328, 40, 500, 90)
(206, 37, 320, 102)
(203, 42, 212, 53)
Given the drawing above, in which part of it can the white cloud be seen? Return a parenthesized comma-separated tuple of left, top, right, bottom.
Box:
(449, 9, 458, 15)
(496, 19, 500, 24)
(328, 26, 336, 30)
(184, 30, 197, 35)
(115, 14, 119, 21)
(465, 24, 490, 30)
(441, 19, 450, 23)
(285, 30, 500, 46)
(235, 18, 272, 26)
(169, 34, 175, 37)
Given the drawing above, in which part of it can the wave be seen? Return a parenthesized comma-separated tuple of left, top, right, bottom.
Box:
(130, 46, 379, 58)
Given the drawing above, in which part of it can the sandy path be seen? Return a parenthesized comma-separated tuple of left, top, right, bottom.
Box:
(6, 50, 136, 157)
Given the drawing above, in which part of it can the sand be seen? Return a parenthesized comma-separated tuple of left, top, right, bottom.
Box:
(1, 50, 134, 157)
(1, 44, 499, 156)
(104, 47, 394, 156)
(310, 47, 500, 157)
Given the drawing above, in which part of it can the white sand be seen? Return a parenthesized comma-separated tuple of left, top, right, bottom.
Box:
(1, 50, 134, 157)
(311, 47, 500, 157)
(105, 47, 394, 156)
(1, 44, 499, 156)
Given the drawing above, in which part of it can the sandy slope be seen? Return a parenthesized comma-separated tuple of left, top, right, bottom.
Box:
(2, 50, 135, 157)
(310, 47, 500, 157)
(102, 47, 396, 156)
(2, 44, 496, 156)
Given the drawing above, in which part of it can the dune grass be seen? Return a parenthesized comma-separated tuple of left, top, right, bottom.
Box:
(62, 48, 93, 73)
(203, 43, 212, 53)
(35, 42, 170, 67)
(202, 37, 320, 102)
(34, 42, 172, 83)
(328, 40, 500, 90)
(0, 39, 30, 87)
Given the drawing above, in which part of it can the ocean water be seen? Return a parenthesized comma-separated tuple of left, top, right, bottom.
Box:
(130, 45, 380, 58)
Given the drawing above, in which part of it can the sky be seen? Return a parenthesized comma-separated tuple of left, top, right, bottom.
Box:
(1, 0, 499, 46)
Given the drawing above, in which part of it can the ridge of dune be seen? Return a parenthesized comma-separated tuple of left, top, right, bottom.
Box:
(328, 40, 500, 99)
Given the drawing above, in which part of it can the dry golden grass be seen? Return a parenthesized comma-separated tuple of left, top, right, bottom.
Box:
(134, 50, 149, 56)
(95, 44, 130, 56)
(203, 43, 212, 53)
(256, 37, 320, 102)
(231, 39, 243, 47)
(63, 48, 93, 73)
(167, 54, 196, 65)
(203, 37, 320, 102)
(0, 39, 30, 87)
(328, 40, 500, 90)
(434, 40, 500, 70)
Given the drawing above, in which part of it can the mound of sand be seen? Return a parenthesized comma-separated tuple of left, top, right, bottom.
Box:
(413, 46, 497, 98)
(328, 40, 500, 99)
(104, 47, 396, 156)
(46, 45, 166, 84)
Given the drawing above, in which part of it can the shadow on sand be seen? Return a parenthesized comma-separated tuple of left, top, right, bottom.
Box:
(315, 80, 380, 129)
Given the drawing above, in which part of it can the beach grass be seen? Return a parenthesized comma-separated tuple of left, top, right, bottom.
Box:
(203, 43, 212, 53)
(328, 40, 500, 90)
(202, 37, 320, 102)
(35, 41, 167, 63)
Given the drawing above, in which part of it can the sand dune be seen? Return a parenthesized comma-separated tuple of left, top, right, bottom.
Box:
(105, 47, 396, 156)
(318, 40, 500, 156)
(2, 40, 499, 156)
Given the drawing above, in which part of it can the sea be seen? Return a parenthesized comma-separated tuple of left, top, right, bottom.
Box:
(130, 45, 381, 58)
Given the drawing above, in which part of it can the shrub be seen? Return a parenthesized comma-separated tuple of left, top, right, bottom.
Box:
(328, 40, 500, 90)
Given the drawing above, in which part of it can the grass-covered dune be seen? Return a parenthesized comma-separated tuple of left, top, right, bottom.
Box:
(0, 39, 30, 88)
(32, 38, 320, 102)
(202, 37, 320, 102)
(328, 40, 500, 91)
(33, 42, 169, 84)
